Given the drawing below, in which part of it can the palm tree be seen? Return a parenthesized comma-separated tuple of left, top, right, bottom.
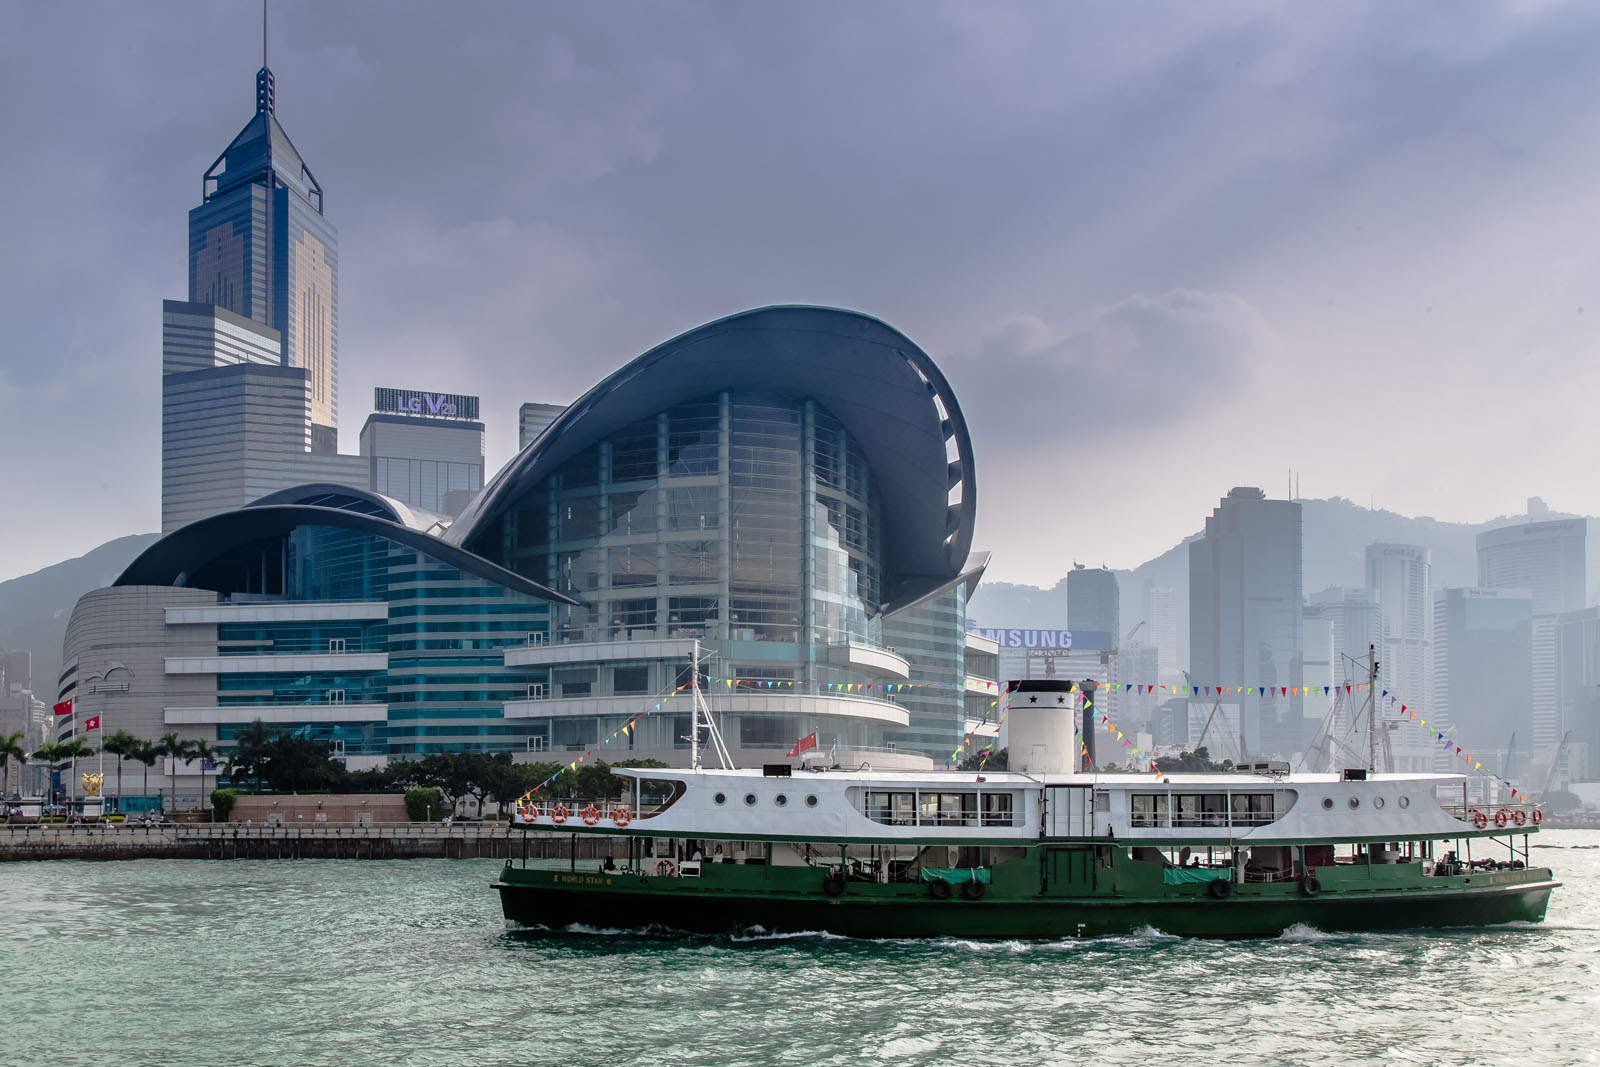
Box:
(30, 742, 63, 810)
(32, 739, 93, 814)
(129, 740, 158, 813)
(153, 732, 189, 812)
(100, 730, 139, 812)
(188, 739, 219, 820)
(58, 738, 94, 805)
(0, 731, 25, 805)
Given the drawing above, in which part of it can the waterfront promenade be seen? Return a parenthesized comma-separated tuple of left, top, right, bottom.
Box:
(0, 822, 618, 863)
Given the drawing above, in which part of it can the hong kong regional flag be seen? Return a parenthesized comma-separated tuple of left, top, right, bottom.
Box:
(84, 716, 101, 731)
(52, 698, 72, 716)
(786, 731, 818, 758)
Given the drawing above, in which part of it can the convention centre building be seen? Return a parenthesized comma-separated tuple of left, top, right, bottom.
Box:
(59, 307, 998, 801)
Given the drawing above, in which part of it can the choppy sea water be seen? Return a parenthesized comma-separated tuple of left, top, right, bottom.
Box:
(2, 832, 1597, 1067)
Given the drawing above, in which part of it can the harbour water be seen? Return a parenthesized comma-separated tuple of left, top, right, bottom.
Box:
(3, 833, 1598, 1067)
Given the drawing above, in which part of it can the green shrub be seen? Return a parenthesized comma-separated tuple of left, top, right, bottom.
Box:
(404, 787, 445, 822)
(211, 788, 238, 822)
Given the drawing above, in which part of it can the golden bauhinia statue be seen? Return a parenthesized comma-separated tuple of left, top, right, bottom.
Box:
(81, 772, 104, 797)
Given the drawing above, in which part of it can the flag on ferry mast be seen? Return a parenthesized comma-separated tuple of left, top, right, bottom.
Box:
(83, 716, 100, 731)
(51, 698, 72, 716)
(786, 731, 818, 758)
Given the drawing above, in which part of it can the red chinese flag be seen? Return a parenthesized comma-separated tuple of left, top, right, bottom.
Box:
(84, 716, 101, 731)
(52, 699, 72, 716)
(786, 731, 818, 758)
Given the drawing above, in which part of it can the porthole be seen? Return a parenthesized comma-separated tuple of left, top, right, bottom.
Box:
(1322, 797, 1334, 810)
(806, 795, 819, 807)
(775, 794, 788, 807)
(1348, 797, 1360, 809)
(1398, 796, 1410, 809)
(745, 793, 758, 806)
(1373, 796, 1386, 810)
(714, 793, 726, 806)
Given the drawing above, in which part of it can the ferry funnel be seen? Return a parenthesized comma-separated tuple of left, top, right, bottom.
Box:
(1005, 679, 1076, 774)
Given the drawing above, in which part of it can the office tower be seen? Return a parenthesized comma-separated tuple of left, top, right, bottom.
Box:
(361, 388, 485, 518)
(161, 302, 363, 532)
(1478, 519, 1588, 751)
(162, 55, 363, 531)
(189, 62, 338, 446)
(1144, 582, 1178, 682)
(1307, 587, 1383, 677)
(1557, 608, 1600, 782)
(519, 403, 566, 450)
(1366, 543, 1433, 772)
(1067, 564, 1120, 642)
(1189, 487, 1304, 758)
(1434, 587, 1533, 780)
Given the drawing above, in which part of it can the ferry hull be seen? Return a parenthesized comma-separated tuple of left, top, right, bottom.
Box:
(494, 867, 1557, 941)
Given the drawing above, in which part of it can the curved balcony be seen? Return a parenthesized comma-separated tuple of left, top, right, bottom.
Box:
(825, 641, 911, 681)
(503, 688, 910, 727)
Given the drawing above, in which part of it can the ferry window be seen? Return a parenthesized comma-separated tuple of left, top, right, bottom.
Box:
(745, 793, 758, 806)
(1322, 797, 1335, 810)
(1094, 792, 1110, 813)
(633, 778, 688, 818)
(1348, 797, 1360, 809)
(1398, 796, 1410, 809)
(920, 792, 977, 826)
(806, 795, 818, 807)
(981, 793, 1014, 827)
(1131, 794, 1169, 828)
(714, 793, 726, 805)
(1231, 794, 1275, 826)
(1373, 797, 1386, 809)
(775, 794, 788, 807)
(865, 791, 915, 824)
(1173, 794, 1227, 828)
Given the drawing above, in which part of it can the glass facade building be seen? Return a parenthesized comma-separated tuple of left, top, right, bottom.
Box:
(69, 307, 984, 788)
(189, 66, 339, 437)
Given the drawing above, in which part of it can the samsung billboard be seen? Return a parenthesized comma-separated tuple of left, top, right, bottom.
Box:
(971, 628, 1115, 651)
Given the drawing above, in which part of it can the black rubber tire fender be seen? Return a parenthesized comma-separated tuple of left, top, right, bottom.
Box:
(929, 879, 952, 900)
(1207, 877, 1233, 900)
(822, 874, 846, 897)
(1299, 875, 1322, 898)
(961, 879, 986, 901)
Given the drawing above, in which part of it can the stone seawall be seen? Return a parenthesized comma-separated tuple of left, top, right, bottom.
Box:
(0, 824, 624, 863)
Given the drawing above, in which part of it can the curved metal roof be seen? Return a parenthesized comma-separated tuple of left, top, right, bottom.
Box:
(117, 505, 576, 605)
(449, 306, 976, 612)
(246, 483, 450, 534)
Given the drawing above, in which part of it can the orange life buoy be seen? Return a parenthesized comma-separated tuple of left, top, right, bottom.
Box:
(551, 805, 568, 824)
(581, 806, 601, 826)
(1472, 810, 1488, 830)
(612, 806, 631, 827)
(1533, 809, 1544, 826)
(520, 804, 536, 822)
(656, 859, 675, 877)
(1513, 809, 1527, 827)
(1494, 809, 1508, 829)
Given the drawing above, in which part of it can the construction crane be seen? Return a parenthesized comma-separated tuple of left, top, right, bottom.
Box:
(1537, 731, 1574, 807)
(1184, 670, 1241, 765)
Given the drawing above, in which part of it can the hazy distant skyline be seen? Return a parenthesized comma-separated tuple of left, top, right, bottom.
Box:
(4, 1, 1599, 585)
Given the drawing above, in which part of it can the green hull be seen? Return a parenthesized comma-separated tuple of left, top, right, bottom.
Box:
(494, 860, 1557, 940)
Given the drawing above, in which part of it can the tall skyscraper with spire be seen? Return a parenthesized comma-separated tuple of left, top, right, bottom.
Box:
(188, 54, 339, 446)
(161, 33, 363, 532)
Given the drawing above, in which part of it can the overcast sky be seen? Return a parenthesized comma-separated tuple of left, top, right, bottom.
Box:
(3, 1, 1599, 585)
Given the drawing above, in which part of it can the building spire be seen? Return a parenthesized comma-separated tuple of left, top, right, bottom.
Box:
(256, 0, 274, 115)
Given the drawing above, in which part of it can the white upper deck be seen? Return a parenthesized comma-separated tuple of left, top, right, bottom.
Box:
(514, 764, 1511, 847)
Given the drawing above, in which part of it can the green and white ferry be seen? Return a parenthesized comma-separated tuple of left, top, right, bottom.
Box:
(494, 679, 1557, 939)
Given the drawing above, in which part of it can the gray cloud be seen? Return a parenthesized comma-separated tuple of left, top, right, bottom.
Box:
(5, 1, 1600, 583)
(962, 289, 1274, 445)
